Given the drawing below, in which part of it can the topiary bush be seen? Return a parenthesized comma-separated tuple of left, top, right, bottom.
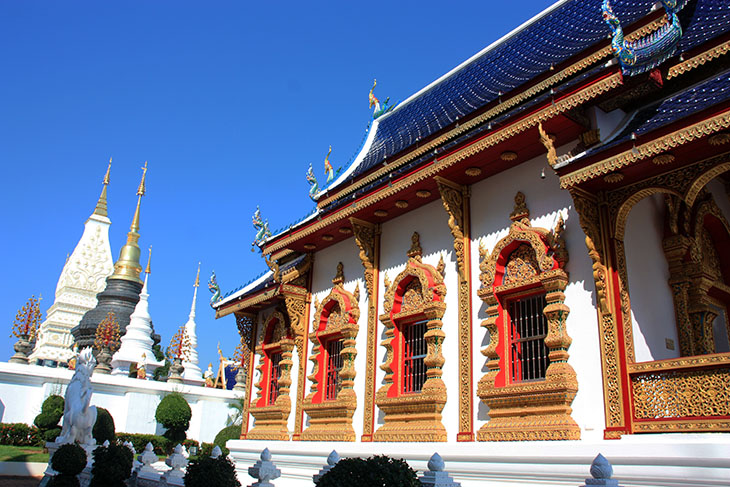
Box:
(155, 393, 191, 444)
(34, 395, 64, 443)
(184, 453, 241, 487)
(49, 442, 87, 487)
(116, 433, 171, 455)
(90, 442, 133, 487)
(92, 407, 115, 445)
(316, 455, 419, 487)
(212, 424, 240, 454)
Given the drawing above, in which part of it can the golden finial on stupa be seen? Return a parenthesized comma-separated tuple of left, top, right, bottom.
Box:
(194, 262, 201, 288)
(110, 162, 147, 284)
(130, 161, 147, 233)
(145, 246, 152, 274)
(93, 158, 112, 217)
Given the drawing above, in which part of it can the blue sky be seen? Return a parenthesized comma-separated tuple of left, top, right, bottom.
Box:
(0, 1, 555, 377)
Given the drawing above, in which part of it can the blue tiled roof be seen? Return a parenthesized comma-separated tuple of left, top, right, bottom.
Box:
(574, 69, 730, 159)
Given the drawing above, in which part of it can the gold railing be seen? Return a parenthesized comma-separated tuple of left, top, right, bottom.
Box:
(628, 353, 730, 433)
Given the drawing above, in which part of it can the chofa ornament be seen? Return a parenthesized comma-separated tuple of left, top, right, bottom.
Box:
(208, 270, 221, 306)
(602, 0, 688, 76)
(57, 348, 98, 446)
(252, 206, 272, 250)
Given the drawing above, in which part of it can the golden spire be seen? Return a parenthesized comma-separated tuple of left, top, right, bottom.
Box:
(110, 162, 147, 284)
(93, 158, 112, 217)
(145, 246, 152, 274)
(194, 262, 201, 288)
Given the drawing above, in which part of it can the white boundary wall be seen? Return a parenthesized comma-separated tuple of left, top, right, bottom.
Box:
(0, 361, 240, 443)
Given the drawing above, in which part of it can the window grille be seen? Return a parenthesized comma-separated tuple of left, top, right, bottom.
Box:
(267, 351, 282, 405)
(403, 321, 428, 394)
(325, 339, 344, 401)
(509, 293, 550, 382)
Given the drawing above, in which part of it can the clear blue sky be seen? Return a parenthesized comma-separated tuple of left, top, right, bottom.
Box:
(0, 1, 555, 376)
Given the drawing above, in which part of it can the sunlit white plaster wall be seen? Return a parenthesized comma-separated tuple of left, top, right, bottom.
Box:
(470, 152, 605, 440)
(624, 193, 679, 362)
(306, 237, 367, 439)
(378, 199, 460, 439)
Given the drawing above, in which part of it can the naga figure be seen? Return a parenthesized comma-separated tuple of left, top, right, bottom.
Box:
(57, 348, 98, 446)
(602, 0, 687, 76)
(323, 146, 342, 186)
(208, 271, 221, 306)
(369, 79, 395, 119)
(306, 163, 319, 201)
(251, 206, 272, 250)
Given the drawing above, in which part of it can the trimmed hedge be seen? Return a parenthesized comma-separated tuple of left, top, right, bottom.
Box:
(316, 455, 419, 487)
(155, 393, 191, 444)
(115, 433, 199, 456)
(49, 443, 86, 487)
(92, 407, 115, 444)
(184, 454, 241, 487)
(34, 395, 64, 443)
(213, 425, 240, 452)
(90, 442, 133, 487)
(0, 423, 42, 446)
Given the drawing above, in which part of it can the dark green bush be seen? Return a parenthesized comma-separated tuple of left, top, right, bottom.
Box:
(316, 455, 419, 487)
(184, 454, 240, 487)
(116, 433, 170, 455)
(197, 441, 228, 458)
(0, 423, 42, 446)
(155, 393, 191, 444)
(92, 407, 115, 444)
(34, 395, 64, 443)
(90, 442, 133, 487)
(213, 424, 240, 452)
(49, 442, 87, 486)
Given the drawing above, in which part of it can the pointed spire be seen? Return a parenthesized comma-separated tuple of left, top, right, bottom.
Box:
(189, 263, 199, 318)
(194, 262, 200, 288)
(93, 158, 112, 217)
(145, 246, 152, 275)
(110, 162, 147, 284)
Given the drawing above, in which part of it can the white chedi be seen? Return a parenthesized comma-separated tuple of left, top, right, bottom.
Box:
(111, 255, 163, 376)
(182, 264, 204, 385)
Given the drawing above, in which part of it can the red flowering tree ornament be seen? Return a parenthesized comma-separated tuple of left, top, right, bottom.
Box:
(94, 312, 121, 352)
(11, 295, 42, 340)
(168, 326, 190, 362)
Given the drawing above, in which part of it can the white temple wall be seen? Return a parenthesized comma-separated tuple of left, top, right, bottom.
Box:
(0, 362, 238, 444)
(624, 194, 679, 362)
(469, 152, 606, 440)
(307, 237, 367, 438)
(379, 199, 461, 439)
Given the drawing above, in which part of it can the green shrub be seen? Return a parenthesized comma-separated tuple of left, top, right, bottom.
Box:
(316, 455, 419, 487)
(197, 441, 228, 459)
(184, 454, 240, 487)
(92, 407, 115, 444)
(34, 395, 64, 443)
(116, 433, 170, 455)
(155, 393, 191, 444)
(213, 424, 240, 452)
(0, 423, 42, 446)
(90, 442, 133, 487)
(49, 442, 87, 486)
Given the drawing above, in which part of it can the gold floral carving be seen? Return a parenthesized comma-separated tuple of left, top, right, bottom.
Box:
(234, 313, 255, 386)
(374, 232, 449, 442)
(538, 122, 558, 168)
(667, 40, 730, 79)
(263, 73, 624, 256)
(349, 217, 380, 441)
(282, 288, 310, 439)
(301, 263, 361, 441)
(248, 310, 295, 441)
(560, 110, 730, 188)
(238, 313, 259, 439)
(477, 192, 579, 441)
(437, 177, 474, 440)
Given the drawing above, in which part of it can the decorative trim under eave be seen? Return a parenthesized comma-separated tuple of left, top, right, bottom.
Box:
(559, 109, 730, 188)
(264, 72, 623, 255)
(667, 39, 730, 80)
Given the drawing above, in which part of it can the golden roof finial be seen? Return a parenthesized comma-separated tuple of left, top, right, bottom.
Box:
(93, 158, 112, 217)
(110, 162, 147, 284)
(145, 246, 152, 274)
(130, 161, 147, 234)
(194, 262, 201, 288)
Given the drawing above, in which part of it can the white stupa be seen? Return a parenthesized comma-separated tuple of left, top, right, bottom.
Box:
(182, 263, 204, 385)
(30, 161, 115, 365)
(111, 247, 164, 376)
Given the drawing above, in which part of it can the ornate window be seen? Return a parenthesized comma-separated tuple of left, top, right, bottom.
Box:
(301, 263, 360, 441)
(476, 192, 579, 441)
(374, 232, 448, 442)
(246, 310, 295, 441)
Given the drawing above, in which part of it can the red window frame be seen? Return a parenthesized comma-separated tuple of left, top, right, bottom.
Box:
(506, 291, 549, 383)
(402, 320, 428, 394)
(266, 350, 282, 405)
(324, 338, 344, 401)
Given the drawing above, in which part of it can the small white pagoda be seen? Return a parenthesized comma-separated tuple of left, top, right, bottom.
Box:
(182, 263, 204, 385)
(30, 161, 115, 365)
(111, 247, 164, 376)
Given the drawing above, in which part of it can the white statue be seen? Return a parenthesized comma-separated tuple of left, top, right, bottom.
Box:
(57, 347, 98, 446)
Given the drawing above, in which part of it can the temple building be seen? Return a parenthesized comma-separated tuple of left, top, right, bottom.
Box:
(214, 0, 729, 484)
(30, 162, 115, 366)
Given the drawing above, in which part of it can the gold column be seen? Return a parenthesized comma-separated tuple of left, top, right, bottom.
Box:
(350, 217, 380, 442)
(236, 312, 257, 439)
(435, 176, 474, 441)
(284, 285, 311, 440)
